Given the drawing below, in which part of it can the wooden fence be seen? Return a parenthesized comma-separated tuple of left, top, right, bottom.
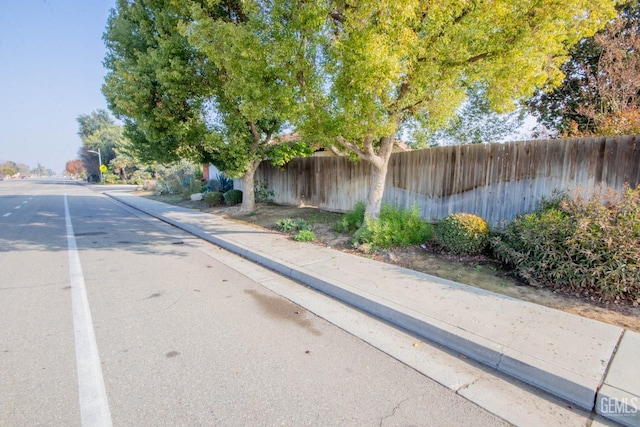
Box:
(242, 135, 640, 226)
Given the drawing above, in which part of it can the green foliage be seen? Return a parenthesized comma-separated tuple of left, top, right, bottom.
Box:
(293, 229, 316, 242)
(101, 172, 122, 185)
(354, 204, 433, 249)
(223, 189, 243, 205)
(77, 110, 130, 179)
(129, 170, 152, 185)
(204, 191, 224, 207)
(491, 186, 640, 302)
(152, 161, 200, 196)
(422, 85, 526, 146)
(334, 201, 366, 233)
(103, 0, 616, 216)
(275, 218, 312, 233)
(275, 217, 315, 241)
(155, 180, 180, 196)
(254, 180, 275, 203)
(182, 177, 204, 200)
(268, 141, 314, 168)
(435, 213, 490, 255)
(102, 1, 312, 211)
(205, 174, 234, 193)
(285, 0, 616, 218)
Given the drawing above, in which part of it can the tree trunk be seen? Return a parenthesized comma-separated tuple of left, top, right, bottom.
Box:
(364, 137, 394, 220)
(239, 160, 261, 212)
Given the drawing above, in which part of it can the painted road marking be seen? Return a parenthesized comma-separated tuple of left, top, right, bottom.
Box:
(3, 212, 10, 217)
(14, 205, 21, 209)
(64, 194, 113, 427)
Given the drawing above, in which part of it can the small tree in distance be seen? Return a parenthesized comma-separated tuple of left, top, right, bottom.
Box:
(65, 159, 85, 178)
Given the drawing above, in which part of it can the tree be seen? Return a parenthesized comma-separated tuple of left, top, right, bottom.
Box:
(418, 85, 526, 147)
(76, 110, 119, 179)
(30, 163, 50, 177)
(528, 2, 640, 136)
(76, 109, 145, 182)
(65, 159, 85, 177)
(1, 161, 18, 177)
(280, 0, 617, 219)
(102, 0, 310, 211)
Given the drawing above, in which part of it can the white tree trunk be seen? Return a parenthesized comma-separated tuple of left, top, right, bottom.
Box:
(239, 160, 260, 212)
(365, 161, 389, 220)
(364, 137, 394, 220)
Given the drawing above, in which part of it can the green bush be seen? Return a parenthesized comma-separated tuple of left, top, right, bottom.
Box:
(491, 207, 573, 284)
(223, 189, 243, 205)
(155, 180, 179, 195)
(491, 186, 640, 302)
(204, 191, 224, 207)
(435, 213, 490, 255)
(205, 174, 234, 193)
(254, 179, 275, 203)
(275, 218, 312, 233)
(102, 172, 122, 184)
(354, 204, 433, 249)
(154, 160, 200, 196)
(182, 177, 204, 200)
(293, 229, 316, 242)
(334, 201, 365, 233)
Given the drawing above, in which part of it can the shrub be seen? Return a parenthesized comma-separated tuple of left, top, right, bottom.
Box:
(491, 186, 640, 302)
(354, 204, 433, 249)
(182, 177, 204, 200)
(435, 213, 490, 255)
(491, 207, 573, 285)
(102, 172, 122, 184)
(334, 201, 365, 233)
(155, 180, 179, 195)
(254, 179, 275, 203)
(223, 189, 243, 205)
(130, 170, 152, 186)
(275, 218, 312, 233)
(204, 191, 224, 207)
(154, 161, 199, 196)
(293, 229, 316, 242)
(205, 174, 234, 193)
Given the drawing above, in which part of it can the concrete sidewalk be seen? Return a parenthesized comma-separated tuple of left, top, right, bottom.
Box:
(108, 191, 639, 427)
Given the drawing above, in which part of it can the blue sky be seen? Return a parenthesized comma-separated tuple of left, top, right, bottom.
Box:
(0, 0, 116, 173)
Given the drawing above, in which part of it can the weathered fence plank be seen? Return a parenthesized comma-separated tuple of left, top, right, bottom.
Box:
(241, 136, 640, 226)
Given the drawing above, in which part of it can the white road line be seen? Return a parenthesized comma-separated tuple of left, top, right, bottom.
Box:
(3, 212, 10, 217)
(14, 205, 21, 209)
(64, 194, 113, 427)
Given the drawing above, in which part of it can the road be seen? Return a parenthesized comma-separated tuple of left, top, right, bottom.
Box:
(0, 179, 509, 426)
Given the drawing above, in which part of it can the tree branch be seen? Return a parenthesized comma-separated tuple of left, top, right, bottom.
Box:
(247, 121, 261, 148)
(336, 136, 365, 158)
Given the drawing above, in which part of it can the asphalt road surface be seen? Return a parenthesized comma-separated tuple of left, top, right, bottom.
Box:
(0, 179, 509, 426)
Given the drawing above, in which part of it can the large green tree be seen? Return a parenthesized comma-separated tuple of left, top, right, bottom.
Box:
(103, 0, 617, 217)
(277, 0, 618, 219)
(416, 85, 526, 146)
(102, 0, 309, 211)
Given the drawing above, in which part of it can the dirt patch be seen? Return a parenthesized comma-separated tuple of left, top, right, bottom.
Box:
(144, 193, 640, 332)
